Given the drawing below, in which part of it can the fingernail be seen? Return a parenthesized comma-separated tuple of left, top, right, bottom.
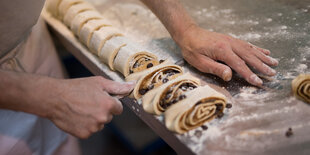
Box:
(249, 74, 263, 86)
(126, 81, 136, 86)
(263, 64, 276, 75)
(269, 68, 276, 75)
(268, 56, 279, 65)
(222, 69, 231, 81)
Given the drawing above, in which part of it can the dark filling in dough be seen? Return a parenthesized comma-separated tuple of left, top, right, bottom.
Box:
(138, 68, 182, 96)
(159, 82, 198, 109)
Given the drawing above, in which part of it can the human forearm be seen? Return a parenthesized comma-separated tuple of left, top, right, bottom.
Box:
(0, 69, 58, 117)
(140, 0, 196, 43)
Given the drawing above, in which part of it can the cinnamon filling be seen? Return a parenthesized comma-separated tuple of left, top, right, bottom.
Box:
(138, 67, 182, 96)
(159, 82, 198, 110)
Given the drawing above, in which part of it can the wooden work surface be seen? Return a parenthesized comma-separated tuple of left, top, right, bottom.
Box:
(43, 0, 310, 154)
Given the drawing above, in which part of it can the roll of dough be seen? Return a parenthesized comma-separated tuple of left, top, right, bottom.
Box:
(98, 36, 132, 70)
(142, 73, 201, 115)
(125, 61, 184, 99)
(126, 60, 171, 82)
(46, 0, 62, 18)
(113, 44, 159, 77)
(70, 10, 102, 36)
(58, 0, 83, 20)
(79, 19, 111, 47)
(165, 85, 227, 134)
(63, 2, 95, 26)
(292, 74, 310, 103)
(88, 26, 123, 54)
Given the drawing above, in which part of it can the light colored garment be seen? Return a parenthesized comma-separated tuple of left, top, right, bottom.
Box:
(0, 17, 80, 155)
(0, 0, 45, 57)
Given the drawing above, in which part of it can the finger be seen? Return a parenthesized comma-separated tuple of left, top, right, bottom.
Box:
(247, 42, 270, 55)
(254, 51, 278, 66)
(102, 92, 123, 115)
(195, 55, 232, 81)
(98, 124, 105, 131)
(239, 53, 276, 76)
(106, 114, 113, 123)
(221, 51, 263, 86)
(101, 78, 135, 95)
(110, 96, 123, 115)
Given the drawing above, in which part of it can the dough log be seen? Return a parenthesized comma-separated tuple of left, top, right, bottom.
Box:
(165, 85, 227, 134)
(46, 0, 63, 18)
(63, 2, 95, 26)
(292, 74, 310, 103)
(79, 19, 111, 47)
(126, 61, 184, 99)
(70, 10, 102, 36)
(142, 73, 201, 115)
(58, 0, 83, 20)
(88, 26, 123, 54)
(113, 43, 159, 77)
(98, 36, 131, 70)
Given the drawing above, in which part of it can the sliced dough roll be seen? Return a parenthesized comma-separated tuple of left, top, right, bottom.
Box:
(79, 19, 111, 47)
(63, 2, 95, 26)
(292, 74, 310, 103)
(70, 10, 102, 36)
(113, 44, 159, 77)
(98, 36, 132, 70)
(88, 26, 123, 54)
(165, 85, 227, 134)
(142, 73, 200, 115)
(126, 60, 170, 82)
(125, 61, 184, 99)
(46, 0, 62, 18)
(58, 0, 83, 20)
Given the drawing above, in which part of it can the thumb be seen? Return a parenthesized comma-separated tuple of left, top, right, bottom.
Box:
(196, 56, 232, 81)
(101, 78, 136, 95)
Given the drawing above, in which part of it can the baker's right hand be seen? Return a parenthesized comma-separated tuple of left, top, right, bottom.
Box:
(48, 76, 135, 139)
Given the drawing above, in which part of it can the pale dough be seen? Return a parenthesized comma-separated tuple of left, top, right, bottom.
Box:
(292, 74, 310, 103)
(113, 43, 158, 77)
(88, 26, 123, 54)
(63, 2, 95, 26)
(125, 61, 184, 99)
(142, 73, 201, 115)
(126, 60, 171, 82)
(79, 19, 111, 47)
(98, 36, 131, 70)
(70, 10, 102, 36)
(165, 85, 227, 134)
(58, 0, 83, 20)
(46, 0, 63, 18)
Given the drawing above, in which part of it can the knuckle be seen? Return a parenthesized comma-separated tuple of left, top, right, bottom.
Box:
(215, 42, 228, 51)
(79, 131, 91, 139)
(93, 76, 104, 83)
(98, 115, 108, 123)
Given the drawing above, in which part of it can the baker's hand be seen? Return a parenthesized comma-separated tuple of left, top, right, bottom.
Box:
(176, 25, 278, 86)
(48, 76, 135, 139)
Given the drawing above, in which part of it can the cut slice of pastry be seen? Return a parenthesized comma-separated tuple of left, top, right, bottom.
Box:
(165, 85, 227, 134)
(79, 19, 111, 47)
(88, 26, 123, 54)
(126, 60, 170, 82)
(142, 73, 201, 115)
(113, 44, 159, 77)
(63, 2, 95, 26)
(292, 74, 310, 103)
(58, 0, 84, 20)
(70, 10, 102, 36)
(126, 61, 184, 99)
(98, 36, 131, 70)
(46, 0, 63, 18)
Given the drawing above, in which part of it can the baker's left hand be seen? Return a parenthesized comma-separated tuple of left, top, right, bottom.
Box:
(175, 25, 278, 86)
